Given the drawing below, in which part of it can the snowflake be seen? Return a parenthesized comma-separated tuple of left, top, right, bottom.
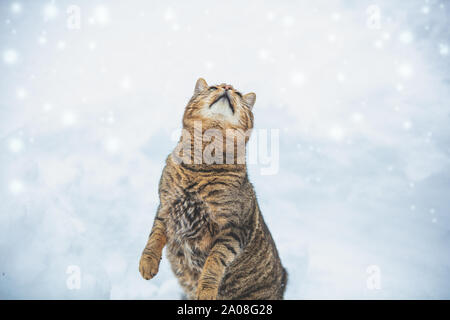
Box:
(38, 35, 47, 45)
(62, 111, 77, 126)
(291, 72, 306, 87)
(267, 11, 276, 21)
(337, 72, 346, 83)
(164, 7, 175, 21)
(403, 120, 412, 130)
(328, 34, 337, 43)
(9, 138, 24, 153)
(439, 43, 448, 56)
(395, 84, 404, 92)
(10, 179, 24, 195)
(94, 6, 110, 26)
(106, 113, 115, 124)
(57, 41, 66, 50)
(258, 49, 270, 61)
(16, 87, 27, 99)
(105, 138, 120, 154)
(351, 113, 364, 123)
(43, 102, 53, 112)
(374, 39, 383, 49)
(43, 3, 58, 20)
(331, 12, 341, 21)
(282, 16, 295, 27)
(11, 2, 22, 14)
(397, 63, 413, 78)
(399, 31, 414, 44)
(120, 76, 132, 90)
(330, 125, 345, 141)
(3, 49, 18, 64)
(204, 61, 214, 70)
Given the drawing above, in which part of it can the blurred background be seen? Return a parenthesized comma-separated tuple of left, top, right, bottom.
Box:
(1, 0, 449, 299)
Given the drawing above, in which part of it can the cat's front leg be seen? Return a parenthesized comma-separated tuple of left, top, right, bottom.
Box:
(139, 214, 167, 280)
(196, 231, 242, 300)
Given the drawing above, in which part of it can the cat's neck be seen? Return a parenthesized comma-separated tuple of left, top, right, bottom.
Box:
(171, 126, 249, 167)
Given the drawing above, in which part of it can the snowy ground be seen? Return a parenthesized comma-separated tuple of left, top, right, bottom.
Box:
(1, 0, 450, 299)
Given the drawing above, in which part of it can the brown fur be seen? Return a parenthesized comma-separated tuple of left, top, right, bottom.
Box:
(139, 79, 287, 300)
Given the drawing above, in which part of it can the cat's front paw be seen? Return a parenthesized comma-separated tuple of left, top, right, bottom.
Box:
(196, 287, 218, 300)
(139, 252, 160, 280)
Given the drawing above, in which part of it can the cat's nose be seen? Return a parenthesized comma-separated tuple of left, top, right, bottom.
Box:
(223, 84, 233, 91)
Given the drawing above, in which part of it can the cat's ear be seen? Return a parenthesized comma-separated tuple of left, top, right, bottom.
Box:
(243, 93, 256, 109)
(194, 78, 208, 95)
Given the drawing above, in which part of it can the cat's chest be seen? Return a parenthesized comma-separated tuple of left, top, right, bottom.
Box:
(166, 190, 217, 241)
(165, 190, 218, 272)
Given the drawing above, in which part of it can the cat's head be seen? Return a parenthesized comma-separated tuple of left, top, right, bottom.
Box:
(182, 78, 256, 133)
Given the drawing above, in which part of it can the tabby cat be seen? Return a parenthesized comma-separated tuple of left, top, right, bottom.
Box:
(139, 78, 287, 300)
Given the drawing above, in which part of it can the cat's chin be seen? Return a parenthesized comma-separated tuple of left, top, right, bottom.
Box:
(210, 94, 234, 113)
(200, 99, 239, 124)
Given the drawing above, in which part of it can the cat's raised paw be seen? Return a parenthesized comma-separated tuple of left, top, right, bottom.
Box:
(139, 253, 160, 280)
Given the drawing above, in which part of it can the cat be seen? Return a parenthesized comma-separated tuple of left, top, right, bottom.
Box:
(139, 78, 287, 300)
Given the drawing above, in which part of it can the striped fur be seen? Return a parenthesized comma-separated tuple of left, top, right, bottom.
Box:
(139, 79, 287, 300)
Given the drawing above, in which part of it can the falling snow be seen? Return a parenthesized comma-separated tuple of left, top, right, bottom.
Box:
(8, 138, 24, 153)
(3, 49, 18, 64)
(439, 43, 449, 56)
(94, 6, 110, 26)
(399, 31, 414, 44)
(43, 3, 58, 20)
(10, 2, 22, 14)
